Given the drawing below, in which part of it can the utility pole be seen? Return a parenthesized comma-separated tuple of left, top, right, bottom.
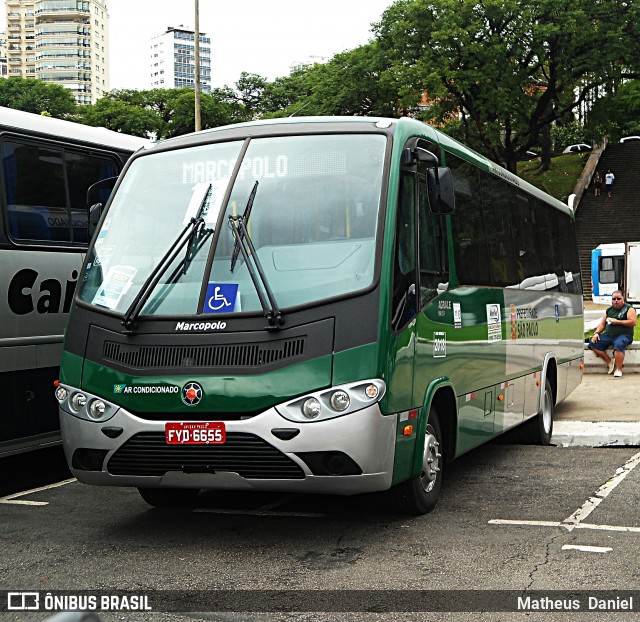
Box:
(194, 0, 202, 131)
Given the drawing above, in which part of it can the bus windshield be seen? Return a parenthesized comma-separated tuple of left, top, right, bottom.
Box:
(79, 133, 386, 317)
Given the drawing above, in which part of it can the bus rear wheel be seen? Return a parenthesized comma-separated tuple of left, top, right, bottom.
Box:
(392, 408, 443, 515)
(138, 487, 200, 508)
(521, 378, 554, 445)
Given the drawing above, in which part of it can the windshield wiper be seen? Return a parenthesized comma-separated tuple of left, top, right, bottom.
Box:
(228, 181, 284, 330)
(121, 184, 211, 331)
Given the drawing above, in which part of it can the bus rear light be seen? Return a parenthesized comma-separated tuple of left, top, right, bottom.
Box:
(403, 425, 414, 436)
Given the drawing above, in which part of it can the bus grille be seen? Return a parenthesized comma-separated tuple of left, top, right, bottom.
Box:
(107, 432, 305, 479)
(102, 337, 306, 370)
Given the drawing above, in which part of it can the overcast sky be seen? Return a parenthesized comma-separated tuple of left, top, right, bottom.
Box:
(106, 0, 394, 90)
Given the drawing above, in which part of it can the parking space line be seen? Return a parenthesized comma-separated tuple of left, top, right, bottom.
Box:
(0, 478, 76, 506)
(563, 450, 640, 529)
(562, 544, 613, 553)
(488, 519, 640, 533)
(489, 450, 640, 538)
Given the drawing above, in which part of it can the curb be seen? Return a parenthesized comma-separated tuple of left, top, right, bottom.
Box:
(552, 421, 640, 447)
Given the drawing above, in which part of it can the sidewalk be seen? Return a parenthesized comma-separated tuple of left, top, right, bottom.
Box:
(552, 372, 640, 447)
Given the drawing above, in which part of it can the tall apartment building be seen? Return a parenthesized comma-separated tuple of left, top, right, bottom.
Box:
(150, 26, 211, 93)
(0, 31, 7, 77)
(5, 0, 109, 105)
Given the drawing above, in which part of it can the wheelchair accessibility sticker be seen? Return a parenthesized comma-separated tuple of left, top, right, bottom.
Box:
(204, 283, 239, 313)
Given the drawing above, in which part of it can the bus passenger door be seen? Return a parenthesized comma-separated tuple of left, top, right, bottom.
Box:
(386, 169, 418, 416)
(412, 150, 450, 408)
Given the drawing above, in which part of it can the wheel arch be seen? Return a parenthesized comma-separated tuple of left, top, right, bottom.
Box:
(411, 379, 458, 478)
(540, 353, 558, 412)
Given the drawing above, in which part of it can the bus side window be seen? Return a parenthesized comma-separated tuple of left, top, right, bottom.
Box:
(66, 151, 117, 244)
(447, 153, 492, 286)
(478, 171, 519, 287)
(1, 140, 119, 245)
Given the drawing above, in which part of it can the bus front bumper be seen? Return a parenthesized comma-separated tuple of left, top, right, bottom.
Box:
(59, 402, 399, 496)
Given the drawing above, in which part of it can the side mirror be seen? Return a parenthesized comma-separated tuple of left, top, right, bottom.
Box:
(427, 167, 455, 215)
(86, 177, 117, 237)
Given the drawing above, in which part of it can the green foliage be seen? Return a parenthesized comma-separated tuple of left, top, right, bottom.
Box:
(75, 97, 161, 137)
(0, 77, 76, 117)
(585, 80, 640, 141)
(551, 121, 589, 153)
(74, 87, 250, 139)
(373, 0, 640, 172)
(517, 152, 588, 202)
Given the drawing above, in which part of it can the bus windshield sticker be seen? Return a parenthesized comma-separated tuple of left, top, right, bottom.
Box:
(486, 304, 502, 341)
(183, 180, 228, 226)
(453, 302, 462, 328)
(204, 283, 240, 314)
(92, 265, 137, 309)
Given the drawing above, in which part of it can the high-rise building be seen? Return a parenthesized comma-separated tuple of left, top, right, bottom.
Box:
(150, 25, 211, 93)
(0, 30, 8, 76)
(5, 0, 109, 105)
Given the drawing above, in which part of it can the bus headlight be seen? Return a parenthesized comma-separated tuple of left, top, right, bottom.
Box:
(70, 392, 87, 412)
(55, 384, 119, 423)
(302, 398, 321, 419)
(276, 379, 386, 423)
(88, 399, 107, 420)
(330, 390, 350, 411)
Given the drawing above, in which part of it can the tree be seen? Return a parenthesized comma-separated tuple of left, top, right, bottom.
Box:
(585, 80, 640, 141)
(257, 43, 402, 119)
(374, 0, 640, 172)
(0, 76, 76, 117)
(75, 97, 161, 138)
(75, 88, 249, 139)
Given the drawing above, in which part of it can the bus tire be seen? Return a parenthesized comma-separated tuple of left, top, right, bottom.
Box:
(137, 487, 200, 508)
(521, 378, 554, 445)
(392, 407, 443, 515)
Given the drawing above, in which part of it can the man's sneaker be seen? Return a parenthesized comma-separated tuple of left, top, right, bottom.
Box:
(614, 369, 622, 378)
(607, 361, 615, 374)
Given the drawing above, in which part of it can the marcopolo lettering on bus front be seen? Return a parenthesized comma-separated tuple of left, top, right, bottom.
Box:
(433, 331, 447, 358)
(183, 155, 288, 184)
(175, 320, 227, 331)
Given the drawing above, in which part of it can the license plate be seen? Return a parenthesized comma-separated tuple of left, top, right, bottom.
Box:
(165, 422, 226, 445)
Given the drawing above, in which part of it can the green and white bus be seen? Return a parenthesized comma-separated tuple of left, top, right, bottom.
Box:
(55, 116, 583, 514)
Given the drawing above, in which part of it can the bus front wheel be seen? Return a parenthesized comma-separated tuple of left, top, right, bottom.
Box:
(138, 487, 200, 508)
(392, 408, 443, 515)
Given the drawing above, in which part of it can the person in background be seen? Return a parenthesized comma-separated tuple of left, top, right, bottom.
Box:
(593, 170, 602, 197)
(605, 169, 615, 198)
(589, 290, 637, 378)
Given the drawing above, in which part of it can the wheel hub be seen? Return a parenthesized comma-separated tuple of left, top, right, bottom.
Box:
(420, 428, 441, 492)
